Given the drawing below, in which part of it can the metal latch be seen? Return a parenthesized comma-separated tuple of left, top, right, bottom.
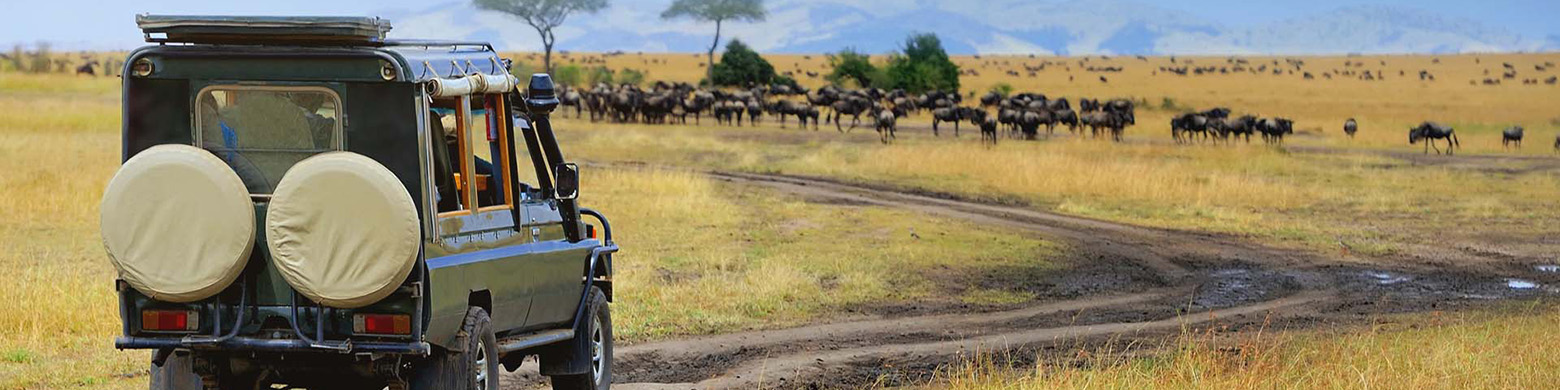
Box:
(530, 227, 541, 242)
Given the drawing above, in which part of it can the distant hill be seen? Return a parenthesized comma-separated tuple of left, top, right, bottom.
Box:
(384, 0, 1554, 56)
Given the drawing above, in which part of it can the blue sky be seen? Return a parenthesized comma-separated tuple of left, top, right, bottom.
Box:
(3, 0, 1556, 51)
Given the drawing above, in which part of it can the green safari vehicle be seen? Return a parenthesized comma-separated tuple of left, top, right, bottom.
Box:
(102, 15, 618, 390)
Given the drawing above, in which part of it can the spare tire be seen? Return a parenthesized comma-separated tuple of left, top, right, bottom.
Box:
(266, 152, 419, 309)
(101, 144, 254, 303)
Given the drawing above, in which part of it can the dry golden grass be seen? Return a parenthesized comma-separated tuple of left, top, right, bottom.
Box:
(556, 121, 1560, 259)
(588, 167, 1060, 341)
(0, 72, 1060, 388)
(930, 304, 1560, 390)
(2, 48, 1557, 388)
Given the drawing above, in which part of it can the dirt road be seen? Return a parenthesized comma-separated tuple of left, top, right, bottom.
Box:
(505, 168, 1555, 389)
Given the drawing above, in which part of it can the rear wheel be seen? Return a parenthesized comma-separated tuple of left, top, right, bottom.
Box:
(549, 287, 612, 390)
(410, 307, 499, 390)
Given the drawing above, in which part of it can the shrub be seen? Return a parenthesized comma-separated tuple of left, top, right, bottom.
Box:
(710, 39, 776, 87)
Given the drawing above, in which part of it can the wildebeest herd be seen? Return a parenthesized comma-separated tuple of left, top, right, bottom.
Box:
(557, 82, 1141, 145)
(1168, 107, 1293, 145)
(556, 81, 1559, 154)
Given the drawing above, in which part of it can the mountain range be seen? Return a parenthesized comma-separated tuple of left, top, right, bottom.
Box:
(381, 0, 1560, 56)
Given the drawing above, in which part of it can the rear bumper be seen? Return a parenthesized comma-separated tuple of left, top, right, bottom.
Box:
(116, 336, 430, 355)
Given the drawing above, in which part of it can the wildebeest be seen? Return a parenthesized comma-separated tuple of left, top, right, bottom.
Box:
(1080, 111, 1129, 141)
(1501, 126, 1524, 149)
(559, 88, 584, 119)
(1170, 113, 1209, 143)
(874, 109, 897, 144)
(931, 107, 962, 137)
(1344, 118, 1358, 138)
(1255, 118, 1294, 144)
(980, 118, 999, 145)
(1211, 115, 1257, 143)
(1408, 122, 1459, 155)
(75, 60, 99, 76)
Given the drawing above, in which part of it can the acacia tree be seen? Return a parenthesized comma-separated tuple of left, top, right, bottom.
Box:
(475, 0, 608, 74)
(660, 0, 766, 84)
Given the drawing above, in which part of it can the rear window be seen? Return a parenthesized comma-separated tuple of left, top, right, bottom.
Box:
(195, 86, 341, 194)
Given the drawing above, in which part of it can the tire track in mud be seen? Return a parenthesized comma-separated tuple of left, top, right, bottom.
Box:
(614, 290, 1331, 390)
(509, 165, 1545, 389)
(589, 170, 1337, 389)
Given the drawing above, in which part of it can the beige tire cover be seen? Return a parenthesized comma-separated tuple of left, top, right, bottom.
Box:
(101, 144, 255, 303)
(266, 152, 419, 308)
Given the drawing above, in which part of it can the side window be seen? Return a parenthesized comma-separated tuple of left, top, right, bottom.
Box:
(432, 95, 534, 216)
(195, 86, 340, 193)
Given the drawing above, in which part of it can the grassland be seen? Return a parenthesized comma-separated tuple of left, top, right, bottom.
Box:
(2, 50, 1558, 389)
(931, 303, 1560, 390)
(0, 74, 1059, 389)
(556, 121, 1560, 265)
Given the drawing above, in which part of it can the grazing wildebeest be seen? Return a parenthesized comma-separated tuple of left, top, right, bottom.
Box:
(1502, 126, 1524, 149)
(1080, 111, 1129, 141)
(745, 100, 763, 125)
(1255, 118, 1294, 144)
(874, 109, 897, 144)
(1200, 107, 1231, 119)
(768, 100, 810, 129)
(1554, 134, 1560, 153)
(979, 91, 1003, 108)
(830, 96, 871, 132)
(1210, 115, 1256, 143)
(559, 88, 584, 119)
(997, 108, 1021, 138)
(1408, 122, 1460, 155)
(1170, 113, 1209, 143)
(980, 118, 999, 145)
(931, 107, 963, 137)
(1344, 118, 1358, 138)
(75, 60, 99, 76)
(1018, 111, 1045, 139)
(1052, 109, 1079, 134)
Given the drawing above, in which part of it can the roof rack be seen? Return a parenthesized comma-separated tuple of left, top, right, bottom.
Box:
(136, 14, 392, 46)
(381, 39, 496, 53)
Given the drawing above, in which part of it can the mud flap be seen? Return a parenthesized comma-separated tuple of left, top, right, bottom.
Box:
(148, 351, 203, 390)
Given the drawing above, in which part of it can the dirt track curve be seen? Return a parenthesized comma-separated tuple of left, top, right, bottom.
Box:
(504, 168, 1555, 389)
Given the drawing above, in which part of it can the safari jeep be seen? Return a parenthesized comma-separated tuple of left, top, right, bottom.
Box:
(103, 15, 617, 390)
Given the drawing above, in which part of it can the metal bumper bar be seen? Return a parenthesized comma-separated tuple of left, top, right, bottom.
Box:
(116, 336, 430, 355)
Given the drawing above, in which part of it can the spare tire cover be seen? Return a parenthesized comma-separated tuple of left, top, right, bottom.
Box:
(266, 152, 419, 308)
(101, 144, 254, 302)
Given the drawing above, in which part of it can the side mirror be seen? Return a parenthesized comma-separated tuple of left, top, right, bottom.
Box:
(553, 163, 579, 200)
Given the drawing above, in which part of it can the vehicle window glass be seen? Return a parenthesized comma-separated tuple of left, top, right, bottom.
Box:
(196, 87, 340, 194)
(470, 98, 539, 204)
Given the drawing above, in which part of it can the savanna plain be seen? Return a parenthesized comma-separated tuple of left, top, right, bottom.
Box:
(3, 51, 1560, 389)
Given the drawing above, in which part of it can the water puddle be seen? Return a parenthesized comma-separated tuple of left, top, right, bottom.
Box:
(1365, 271, 1411, 285)
(1536, 265, 1560, 273)
(1507, 279, 1538, 290)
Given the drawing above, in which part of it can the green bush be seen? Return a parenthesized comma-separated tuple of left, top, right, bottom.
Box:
(508, 61, 535, 80)
(710, 39, 776, 87)
(619, 68, 647, 86)
(880, 33, 960, 93)
(553, 64, 584, 88)
(989, 83, 1014, 97)
(585, 66, 615, 86)
(826, 49, 876, 88)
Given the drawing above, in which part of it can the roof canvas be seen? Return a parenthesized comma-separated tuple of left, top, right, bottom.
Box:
(136, 15, 392, 45)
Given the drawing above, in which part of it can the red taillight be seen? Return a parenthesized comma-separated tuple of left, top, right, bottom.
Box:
(354, 314, 411, 335)
(141, 310, 198, 332)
